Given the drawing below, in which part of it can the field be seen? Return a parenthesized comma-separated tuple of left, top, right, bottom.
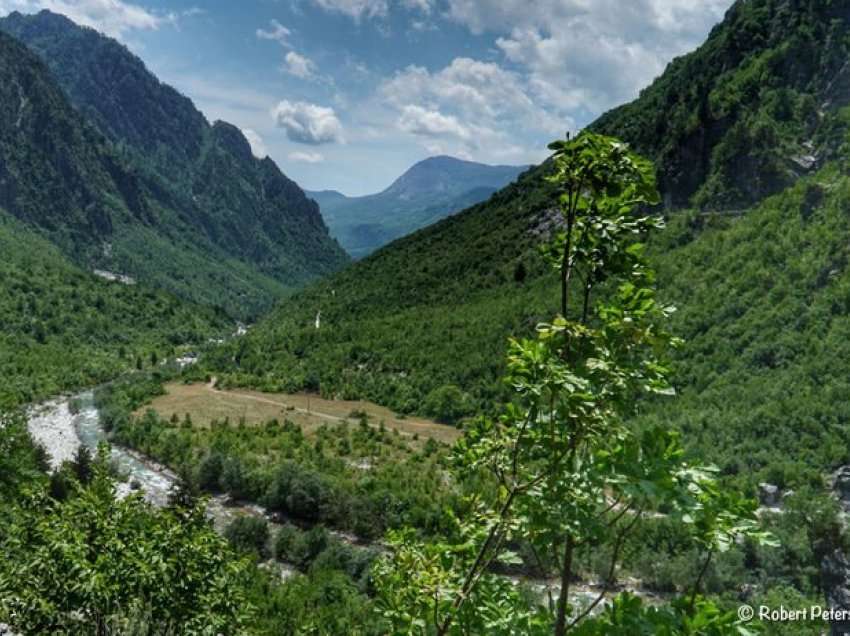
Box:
(138, 381, 461, 444)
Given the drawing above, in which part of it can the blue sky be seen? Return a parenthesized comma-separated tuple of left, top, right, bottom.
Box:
(1, 0, 734, 195)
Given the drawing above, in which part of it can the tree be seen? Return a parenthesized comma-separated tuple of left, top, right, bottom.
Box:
(71, 444, 93, 485)
(0, 443, 251, 634)
(225, 516, 270, 558)
(424, 385, 470, 425)
(372, 133, 775, 634)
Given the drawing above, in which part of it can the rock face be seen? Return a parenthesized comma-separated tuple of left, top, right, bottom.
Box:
(823, 549, 850, 635)
(823, 466, 850, 634)
(590, 0, 850, 210)
(833, 466, 850, 512)
(758, 482, 781, 508)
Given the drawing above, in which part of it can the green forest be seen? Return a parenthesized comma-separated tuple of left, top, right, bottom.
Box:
(7, 0, 850, 634)
(0, 211, 228, 409)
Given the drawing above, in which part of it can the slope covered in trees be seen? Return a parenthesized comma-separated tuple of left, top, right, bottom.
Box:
(205, 0, 850, 496)
(0, 210, 227, 409)
(592, 0, 850, 208)
(0, 12, 348, 318)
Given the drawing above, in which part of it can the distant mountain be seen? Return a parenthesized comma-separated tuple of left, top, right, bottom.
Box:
(0, 10, 348, 318)
(308, 156, 528, 258)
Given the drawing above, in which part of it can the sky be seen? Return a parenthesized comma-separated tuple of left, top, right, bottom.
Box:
(0, 0, 734, 195)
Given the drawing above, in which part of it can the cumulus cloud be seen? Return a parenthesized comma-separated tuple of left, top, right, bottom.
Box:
(0, 0, 169, 37)
(256, 19, 291, 46)
(445, 0, 730, 114)
(380, 57, 567, 161)
(284, 51, 315, 79)
(398, 105, 470, 140)
(289, 150, 325, 163)
(272, 99, 343, 145)
(310, 0, 387, 20)
(241, 128, 268, 158)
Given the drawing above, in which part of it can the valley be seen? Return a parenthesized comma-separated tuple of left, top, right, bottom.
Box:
(5, 0, 850, 634)
(309, 156, 528, 258)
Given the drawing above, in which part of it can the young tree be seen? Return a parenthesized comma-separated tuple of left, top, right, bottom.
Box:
(373, 133, 775, 634)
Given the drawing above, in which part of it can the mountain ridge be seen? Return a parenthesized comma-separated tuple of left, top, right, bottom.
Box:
(0, 10, 349, 317)
(590, 0, 850, 208)
(308, 155, 529, 257)
(205, 0, 850, 488)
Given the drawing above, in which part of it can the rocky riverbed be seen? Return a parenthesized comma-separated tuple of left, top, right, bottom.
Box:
(26, 391, 660, 605)
(27, 392, 297, 579)
(26, 399, 80, 471)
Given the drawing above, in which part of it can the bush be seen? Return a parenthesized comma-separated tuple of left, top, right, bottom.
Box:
(198, 452, 224, 491)
(225, 516, 269, 557)
(423, 385, 470, 425)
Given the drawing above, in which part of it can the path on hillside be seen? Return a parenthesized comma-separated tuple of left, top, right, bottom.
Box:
(203, 378, 424, 440)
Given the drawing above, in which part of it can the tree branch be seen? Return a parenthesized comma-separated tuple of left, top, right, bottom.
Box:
(567, 509, 643, 630)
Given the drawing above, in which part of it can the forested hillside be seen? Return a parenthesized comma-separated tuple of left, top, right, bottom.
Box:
(0, 210, 227, 409)
(592, 0, 850, 208)
(0, 11, 348, 318)
(205, 0, 850, 496)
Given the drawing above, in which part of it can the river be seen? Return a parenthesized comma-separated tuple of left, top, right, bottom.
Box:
(27, 391, 648, 610)
(28, 391, 297, 579)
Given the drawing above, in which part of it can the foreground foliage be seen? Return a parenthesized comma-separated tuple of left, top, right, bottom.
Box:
(372, 134, 774, 634)
(0, 415, 251, 634)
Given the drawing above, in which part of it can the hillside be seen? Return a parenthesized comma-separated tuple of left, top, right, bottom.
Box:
(591, 0, 850, 208)
(0, 11, 348, 317)
(0, 209, 228, 409)
(205, 0, 850, 493)
(308, 156, 527, 257)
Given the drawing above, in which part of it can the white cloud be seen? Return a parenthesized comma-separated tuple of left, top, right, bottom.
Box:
(402, 0, 432, 12)
(256, 19, 291, 46)
(310, 0, 387, 20)
(383, 57, 564, 131)
(289, 150, 325, 163)
(379, 57, 567, 161)
(309, 0, 432, 20)
(242, 128, 268, 158)
(0, 0, 169, 37)
(284, 50, 315, 79)
(272, 99, 343, 145)
(398, 105, 470, 140)
(445, 0, 730, 114)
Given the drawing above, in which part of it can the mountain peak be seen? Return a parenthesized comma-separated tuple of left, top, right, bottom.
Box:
(0, 10, 349, 317)
(211, 121, 253, 163)
(384, 156, 529, 199)
(309, 156, 528, 257)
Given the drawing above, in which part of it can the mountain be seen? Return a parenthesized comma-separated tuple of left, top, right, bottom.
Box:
(308, 156, 527, 257)
(205, 0, 850, 493)
(0, 11, 348, 318)
(591, 0, 850, 209)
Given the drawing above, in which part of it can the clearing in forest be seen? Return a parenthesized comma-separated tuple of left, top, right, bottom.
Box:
(138, 382, 462, 444)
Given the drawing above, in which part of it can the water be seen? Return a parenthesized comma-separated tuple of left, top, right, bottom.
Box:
(74, 391, 177, 507)
(31, 392, 297, 579)
(32, 393, 656, 595)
